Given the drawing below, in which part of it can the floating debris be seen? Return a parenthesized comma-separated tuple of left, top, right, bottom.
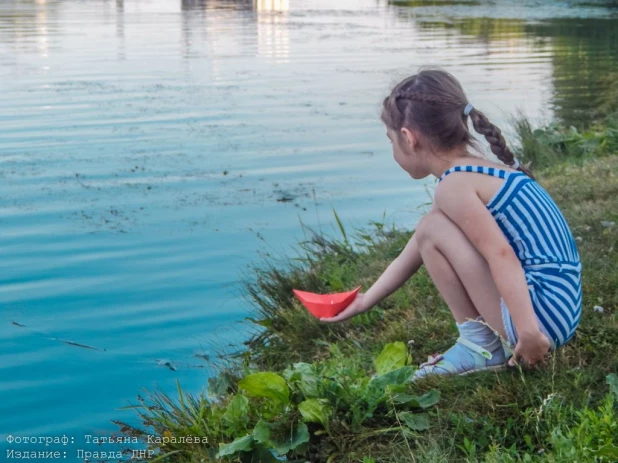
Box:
(157, 359, 177, 371)
(51, 338, 107, 351)
(11, 321, 26, 327)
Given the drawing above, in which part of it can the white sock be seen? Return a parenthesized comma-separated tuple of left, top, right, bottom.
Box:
(456, 316, 502, 353)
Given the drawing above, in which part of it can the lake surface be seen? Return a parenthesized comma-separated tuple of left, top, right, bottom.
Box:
(1, 0, 617, 458)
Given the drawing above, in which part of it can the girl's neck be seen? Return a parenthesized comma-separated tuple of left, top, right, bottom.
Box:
(428, 151, 512, 179)
(427, 151, 478, 179)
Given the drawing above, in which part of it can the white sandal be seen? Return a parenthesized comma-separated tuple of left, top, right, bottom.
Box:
(413, 337, 509, 380)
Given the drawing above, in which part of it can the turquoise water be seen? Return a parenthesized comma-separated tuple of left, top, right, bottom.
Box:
(1, 0, 616, 458)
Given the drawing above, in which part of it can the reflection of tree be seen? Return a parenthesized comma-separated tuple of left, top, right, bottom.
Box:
(180, 0, 253, 11)
(402, 11, 618, 127)
(415, 17, 529, 46)
(527, 19, 618, 125)
(390, 0, 486, 7)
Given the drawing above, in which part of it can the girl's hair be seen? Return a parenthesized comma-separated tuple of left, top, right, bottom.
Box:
(381, 67, 534, 178)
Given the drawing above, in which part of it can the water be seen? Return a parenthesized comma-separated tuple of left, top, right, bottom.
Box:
(1, 0, 616, 458)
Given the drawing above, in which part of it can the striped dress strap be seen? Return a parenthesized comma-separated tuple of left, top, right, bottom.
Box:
(438, 165, 512, 183)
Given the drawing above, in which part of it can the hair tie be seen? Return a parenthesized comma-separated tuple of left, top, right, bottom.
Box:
(463, 103, 474, 116)
(511, 158, 520, 170)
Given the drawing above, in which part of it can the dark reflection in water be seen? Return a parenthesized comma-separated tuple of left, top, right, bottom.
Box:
(181, 0, 255, 10)
(532, 19, 618, 124)
(390, 2, 618, 126)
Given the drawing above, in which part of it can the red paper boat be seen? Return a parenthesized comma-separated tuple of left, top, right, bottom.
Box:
(292, 285, 362, 318)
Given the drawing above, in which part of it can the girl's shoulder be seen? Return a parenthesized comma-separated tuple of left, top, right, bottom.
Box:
(436, 164, 520, 210)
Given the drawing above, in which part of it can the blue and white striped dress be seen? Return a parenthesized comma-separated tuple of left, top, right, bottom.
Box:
(439, 165, 583, 348)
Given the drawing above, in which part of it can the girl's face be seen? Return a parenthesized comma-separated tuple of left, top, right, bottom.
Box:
(386, 127, 430, 179)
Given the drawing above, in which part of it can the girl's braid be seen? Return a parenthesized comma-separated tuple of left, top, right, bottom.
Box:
(469, 108, 535, 179)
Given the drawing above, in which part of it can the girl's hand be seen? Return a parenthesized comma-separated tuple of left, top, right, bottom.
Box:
(508, 329, 551, 367)
(319, 293, 370, 323)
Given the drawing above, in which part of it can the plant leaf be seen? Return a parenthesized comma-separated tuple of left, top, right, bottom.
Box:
(374, 342, 409, 375)
(369, 366, 415, 390)
(392, 389, 440, 409)
(238, 372, 290, 405)
(222, 394, 250, 431)
(399, 412, 430, 431)
(216, 434, 255, 458)
(283, 362, 320, 398)
(298, 399, 332, 427)
(332, 208, 348, 245)
(253, 420, 310, 456)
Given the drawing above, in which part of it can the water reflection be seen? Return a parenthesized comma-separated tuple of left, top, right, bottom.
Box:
(181, 0, 254, 11)
(115, 0, 125, 60)
(388, 2, 618, 126)
(2, 0, 618, 444)
(256, 0, 289, 63)
(530, 19, 618, 124)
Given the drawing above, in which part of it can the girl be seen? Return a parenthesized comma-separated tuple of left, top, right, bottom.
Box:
(319, 68, 582, 379)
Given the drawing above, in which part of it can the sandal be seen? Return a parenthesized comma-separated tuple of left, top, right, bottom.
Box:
(413, 336, 509, 380)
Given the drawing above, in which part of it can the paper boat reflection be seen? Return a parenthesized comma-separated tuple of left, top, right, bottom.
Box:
(292, 285, 362, 318)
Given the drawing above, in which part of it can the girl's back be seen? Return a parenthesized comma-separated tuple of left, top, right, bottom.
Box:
(439, 165, 580, 266)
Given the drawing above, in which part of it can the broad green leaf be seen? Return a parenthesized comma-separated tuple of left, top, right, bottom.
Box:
(216, 434, 254, 458)
(283, 363, 320, 398)
(222, 394, 250, 430)
(238, 372, 290, 405)
(392, 393, 420, 406)
(392, 390, 441, 409)
(374, 342, 409, 375)
(607, 373, 618, 398)
(298, 399, 331, 427)
(399, 412, 430, 431)
(417, 389, 440, 408)
(369, 366, 415, 390)
(320, 377, 351, 401)
(253, 420, 310, 456)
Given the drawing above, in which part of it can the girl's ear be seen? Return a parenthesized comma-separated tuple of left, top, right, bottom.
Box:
(400, 127, 418, 152)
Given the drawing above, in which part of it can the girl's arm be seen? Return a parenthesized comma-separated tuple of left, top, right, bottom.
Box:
(434, 176, 548, 363)
(363, 232, 423, 309)
(319, 231, 423, 322)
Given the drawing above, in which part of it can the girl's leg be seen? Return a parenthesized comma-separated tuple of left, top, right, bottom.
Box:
(415, 208, 507, 339)
(413, 208, 510, 377)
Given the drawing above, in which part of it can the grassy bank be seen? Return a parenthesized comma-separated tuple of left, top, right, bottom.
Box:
(114, 114, 618, 462)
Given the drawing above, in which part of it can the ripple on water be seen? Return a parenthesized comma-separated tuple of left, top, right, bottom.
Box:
(0, 0, 617, 441)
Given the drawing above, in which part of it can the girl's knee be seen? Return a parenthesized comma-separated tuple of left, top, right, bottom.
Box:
(416, 209, 449, 246)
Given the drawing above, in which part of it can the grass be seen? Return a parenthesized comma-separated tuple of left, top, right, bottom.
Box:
(112, 115, 618, 462)
(511, 110, 618, 171)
